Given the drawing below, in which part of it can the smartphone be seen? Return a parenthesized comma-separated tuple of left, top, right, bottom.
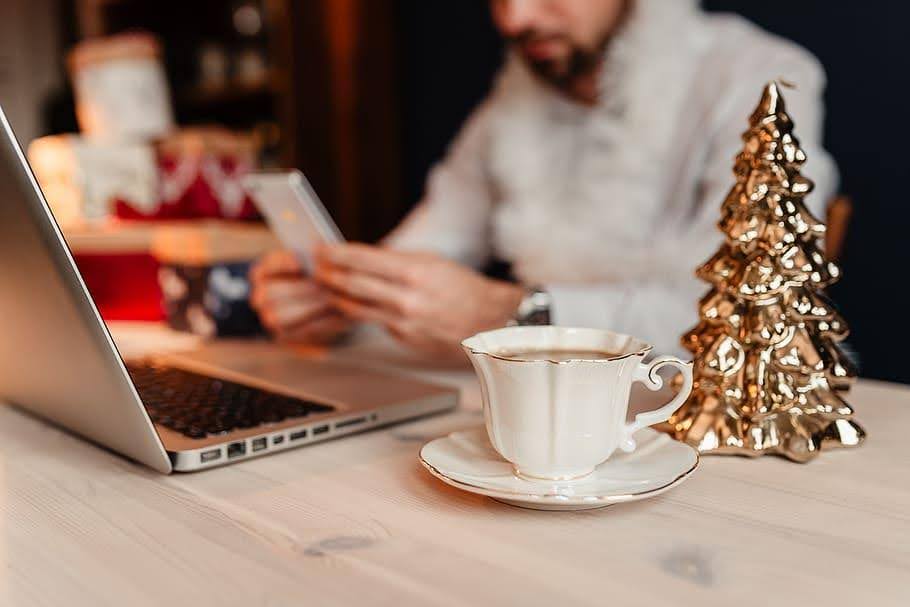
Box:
(243, 170, 343, 269)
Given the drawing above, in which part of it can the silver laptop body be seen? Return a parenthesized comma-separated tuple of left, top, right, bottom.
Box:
(0, 107, 457, 473)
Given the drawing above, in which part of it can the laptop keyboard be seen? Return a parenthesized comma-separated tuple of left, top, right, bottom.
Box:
(126, 363, 336, 439)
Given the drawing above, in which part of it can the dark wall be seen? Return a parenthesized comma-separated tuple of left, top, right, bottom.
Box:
(397, 2, 502, 204)
(704, 1, 908, 385)
(397, 1, 909, 384)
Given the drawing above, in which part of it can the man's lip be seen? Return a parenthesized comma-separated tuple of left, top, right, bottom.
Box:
(521, 38, 563, 60)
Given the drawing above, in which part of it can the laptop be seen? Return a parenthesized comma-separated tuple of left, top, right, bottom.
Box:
(0, 107, 458, 473)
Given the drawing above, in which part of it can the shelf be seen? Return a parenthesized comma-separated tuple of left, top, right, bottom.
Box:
(181, 78, 276, 107)
(62, 219, 275, 260)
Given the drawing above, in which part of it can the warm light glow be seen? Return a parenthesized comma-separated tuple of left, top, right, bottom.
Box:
(26, 136, 83, 228)
(233, 4, 263, 37)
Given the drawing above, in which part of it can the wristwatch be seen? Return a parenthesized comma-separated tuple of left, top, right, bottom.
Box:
(510, 286, 552, 326)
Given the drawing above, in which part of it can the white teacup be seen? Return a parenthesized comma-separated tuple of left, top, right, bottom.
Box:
(462, 326, 693, 481)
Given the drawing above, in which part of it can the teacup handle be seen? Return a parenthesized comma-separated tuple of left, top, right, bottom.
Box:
(620, 356, 694, 453)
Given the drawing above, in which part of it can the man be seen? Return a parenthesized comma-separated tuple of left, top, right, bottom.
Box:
(251, 0, 836, 358)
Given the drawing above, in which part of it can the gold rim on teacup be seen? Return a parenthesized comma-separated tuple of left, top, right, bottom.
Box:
(461, 325, 654, 364)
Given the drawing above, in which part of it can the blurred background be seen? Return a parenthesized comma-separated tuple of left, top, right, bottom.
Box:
(0, 0, 906, 384)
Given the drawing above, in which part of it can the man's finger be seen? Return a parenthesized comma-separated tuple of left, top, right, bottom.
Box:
(317, 267, 412, 313)
(250, 279, 322, 312)
(331, 295, 399, 325)
(263, 279, 323, 302)
(251, 250, 303, 282)
(330, 293, 437, 340)
(384, 320, 430, 347)
(277, 312, 349, 344)
(332, 298, 425, 347)
(316, 243, 416, 284)
(260, 297, 332, 333)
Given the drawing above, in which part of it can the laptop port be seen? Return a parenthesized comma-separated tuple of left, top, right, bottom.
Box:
(289, 429, 308, 441)
(313, 424, 330, 436)
(200, 449, 221, 463)
(335, 416, 367, 429)
(227, 442, 246, 458)
(272, 435, 285, 445)
(252, 437, 267, 452)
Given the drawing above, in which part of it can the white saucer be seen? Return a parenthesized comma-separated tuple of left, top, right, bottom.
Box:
(419, 427, 698, 511)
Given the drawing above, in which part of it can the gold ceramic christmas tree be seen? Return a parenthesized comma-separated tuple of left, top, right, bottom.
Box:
(665, 82, 865, 462)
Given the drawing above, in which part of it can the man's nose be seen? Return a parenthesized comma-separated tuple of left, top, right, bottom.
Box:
(493, 0, 543, 37)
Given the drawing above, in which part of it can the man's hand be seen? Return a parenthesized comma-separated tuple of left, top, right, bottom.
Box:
(313, 243, 524, 357)
(249, 250, 352, 344)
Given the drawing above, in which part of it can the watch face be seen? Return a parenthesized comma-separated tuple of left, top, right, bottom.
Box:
(516, 289, 551, 326)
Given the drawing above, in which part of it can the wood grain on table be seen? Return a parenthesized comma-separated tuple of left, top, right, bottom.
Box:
(0, 329, 907, 607)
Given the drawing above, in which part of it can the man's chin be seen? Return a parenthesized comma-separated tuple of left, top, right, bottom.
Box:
(522, 56, 571, 86)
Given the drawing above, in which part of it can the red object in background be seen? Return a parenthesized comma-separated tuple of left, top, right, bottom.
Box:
(114, 135, 259, 220)
(74, 252, 164, 321)
(64, 127, 263, 322)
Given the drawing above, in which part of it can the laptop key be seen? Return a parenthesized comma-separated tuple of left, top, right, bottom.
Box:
(127, 363, 336, 440)
(186, 426, 208, 439)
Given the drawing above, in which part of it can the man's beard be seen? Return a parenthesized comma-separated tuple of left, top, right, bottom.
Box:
(509, 33, 606, 90)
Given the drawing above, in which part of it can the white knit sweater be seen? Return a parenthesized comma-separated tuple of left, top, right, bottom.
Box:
(389, 0, 837, 355)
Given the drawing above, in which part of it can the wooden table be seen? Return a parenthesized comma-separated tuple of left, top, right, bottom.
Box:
(1, 324, 908, 606)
